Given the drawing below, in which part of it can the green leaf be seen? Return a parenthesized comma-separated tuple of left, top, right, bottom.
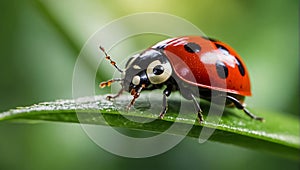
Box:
(0, 94, 299, 160)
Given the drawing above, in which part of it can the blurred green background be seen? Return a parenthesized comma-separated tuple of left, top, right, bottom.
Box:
(0, 0, 298, 169)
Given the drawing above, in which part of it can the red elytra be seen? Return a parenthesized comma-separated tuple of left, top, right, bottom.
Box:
(151, 36, 251, 96)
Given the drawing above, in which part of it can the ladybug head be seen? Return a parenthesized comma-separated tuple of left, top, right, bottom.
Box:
(123, 49, 173, 93)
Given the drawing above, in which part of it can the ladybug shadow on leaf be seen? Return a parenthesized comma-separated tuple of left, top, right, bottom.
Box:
(133, 95, 248, 123)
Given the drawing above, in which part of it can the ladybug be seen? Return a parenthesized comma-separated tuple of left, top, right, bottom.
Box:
(99, 36, 263, 122)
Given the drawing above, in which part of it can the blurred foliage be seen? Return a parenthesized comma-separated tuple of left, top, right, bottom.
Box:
(0, 0, 299, 170)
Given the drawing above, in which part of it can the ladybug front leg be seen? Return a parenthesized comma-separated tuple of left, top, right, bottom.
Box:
(106, 88, 124, 101)
(99, 78, 124, 101)
(226, 95, 264, 121)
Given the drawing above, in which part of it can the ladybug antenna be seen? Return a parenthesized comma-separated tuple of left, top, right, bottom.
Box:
(99, 46, 123, 73)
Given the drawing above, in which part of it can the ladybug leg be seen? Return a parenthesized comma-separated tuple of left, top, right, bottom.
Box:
(127, 85, 144, 111)
(226, 96, 264, 121)
(106, 88, 124, 101)
(99, 78, 123, 88)
(99, 78, 124, 100)
(159, 86, 172, 119)
(158, 94, 168, 119)
(191, 94, 204, 123)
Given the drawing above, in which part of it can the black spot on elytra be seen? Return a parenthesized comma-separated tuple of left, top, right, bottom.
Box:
(155, 44, 166, 50)
(184, 42, 201, 53)
(216, 60, 229, 79)
(215, 43, 229, 54)
(236, 57, 245, 76)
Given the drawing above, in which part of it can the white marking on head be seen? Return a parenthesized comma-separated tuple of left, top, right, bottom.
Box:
(132, 75, 141, 85)
(133, 65, 141, 70)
